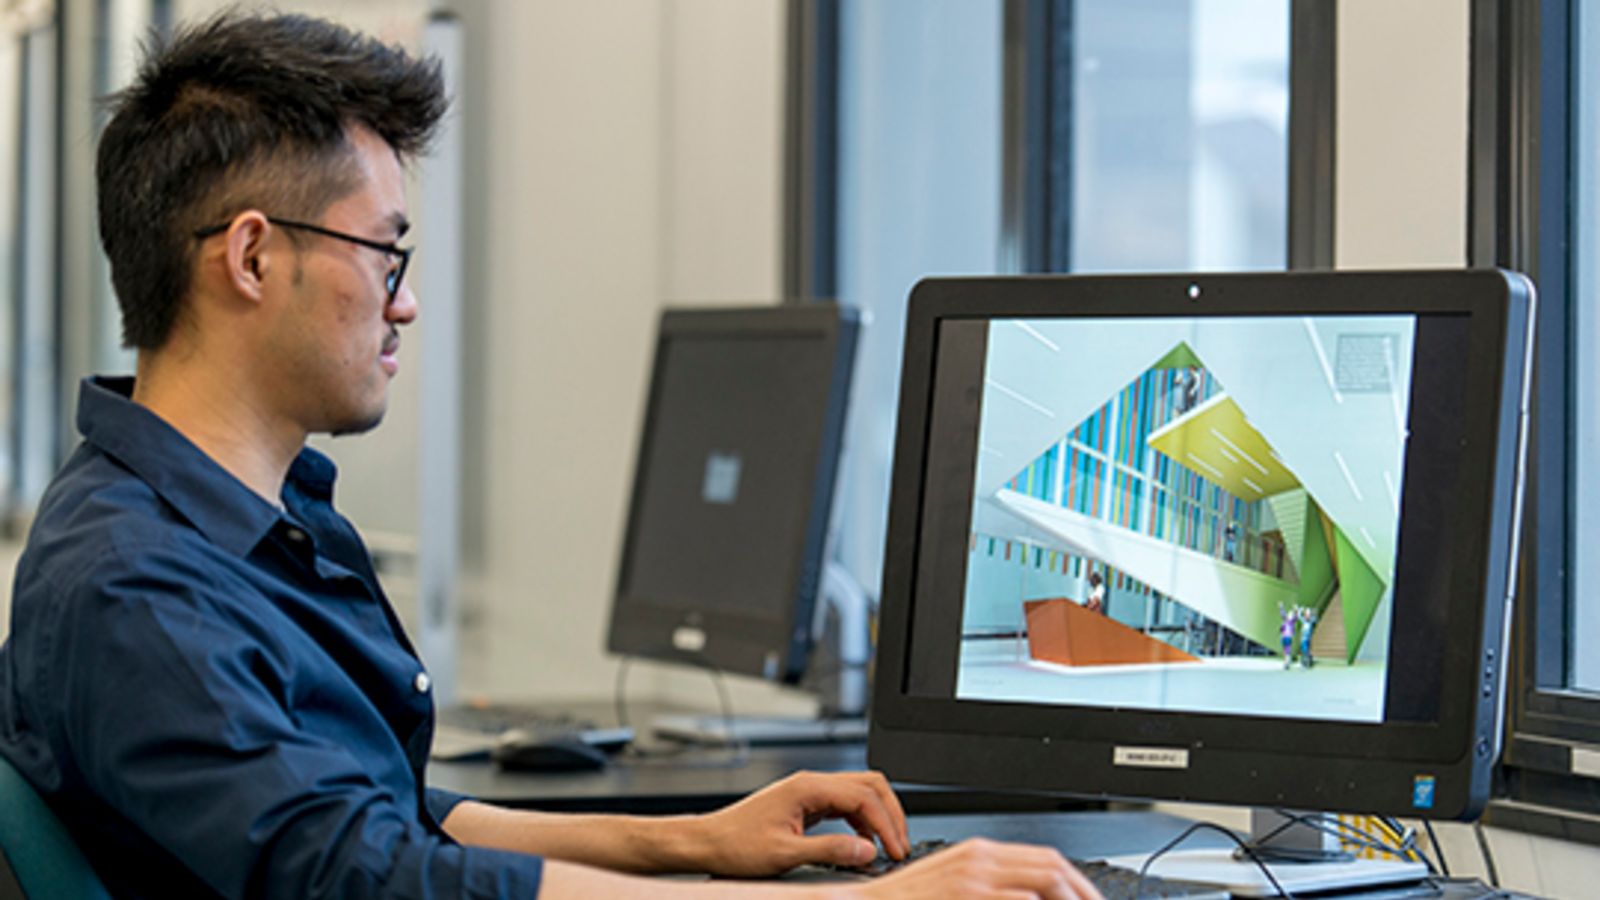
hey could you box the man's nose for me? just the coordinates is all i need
[388,281,418,324]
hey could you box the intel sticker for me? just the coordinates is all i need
[702,451,742,505]
[1412,775,1436,809]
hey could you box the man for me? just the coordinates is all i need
[0,12,1097,899]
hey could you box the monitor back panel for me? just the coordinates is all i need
[608,305,858,683]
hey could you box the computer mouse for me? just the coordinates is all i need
[490,730,610,772]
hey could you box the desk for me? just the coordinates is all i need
[429,741,1084,815]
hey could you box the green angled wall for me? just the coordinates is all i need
[1334,529,1386,664]
[1151,342,1204,370]
[1297,507,1335,610]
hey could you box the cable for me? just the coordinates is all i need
[613,656,633,732]
[1250,811,1420,866]
[1136,821,1296,900]
[1423,820,1451,877]
[707,665,750,763]
[798,660,870,686]
[611,656,750,770]
[1473,821,1500,888]
[1374,816,1430,868]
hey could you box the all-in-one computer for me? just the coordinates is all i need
[868,270,1534,895]
[607,303,866,744]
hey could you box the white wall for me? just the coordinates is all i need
[445,0,797,712]
[1334,0,1469,269]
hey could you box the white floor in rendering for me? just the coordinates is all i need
[956,638,1385,723]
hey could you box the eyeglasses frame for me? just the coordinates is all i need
[193,215,413,303]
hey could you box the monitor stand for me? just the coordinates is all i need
[1105,809,1429,898]
[651,562,872,746]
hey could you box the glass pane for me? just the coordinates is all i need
[1070,0,1289,272]
[0,31,20,513]
[832,1,1288,598]
[1568,3,1600,694]
[833,0,1005,593]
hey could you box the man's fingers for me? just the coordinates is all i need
[790,771,915,851]
[788,832,876,869]
[866,838,1104,900]
[810,777,906,859]
[852,770,910,854]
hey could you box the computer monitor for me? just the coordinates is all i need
[607,304,862,733]
[868,271,1533,890]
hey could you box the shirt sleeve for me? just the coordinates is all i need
[426,788,471,826]
[48,548,545,900]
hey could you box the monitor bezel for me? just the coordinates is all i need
[606,303,858,685]
[868,270,1532,819]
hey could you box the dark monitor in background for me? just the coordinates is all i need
[869,271,1533,896]
[607,304,864,743]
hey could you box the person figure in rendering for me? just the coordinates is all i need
[0,12,1101,899]
[1180,366,1202,413]
[1223,522,1239,563]
[1280,604,1298,669]
[1086,569,1106,614]
[1299,606,1319,669]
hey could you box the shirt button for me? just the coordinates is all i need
[285,527,307,543]
[413,671,431,694]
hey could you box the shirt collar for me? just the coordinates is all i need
[76,376,336,557]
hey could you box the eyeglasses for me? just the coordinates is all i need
[194,216,413,303]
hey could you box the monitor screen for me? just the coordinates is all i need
[956,313,1424,725]
[607,304,858,684]
[869,271,1533,819]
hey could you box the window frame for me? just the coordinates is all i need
[1470,0,1600,845]
[783,0,839,303]
[1000,0,1333,273]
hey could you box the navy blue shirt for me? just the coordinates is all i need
[0,377,544,898]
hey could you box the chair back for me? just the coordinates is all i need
[0,755,109,899]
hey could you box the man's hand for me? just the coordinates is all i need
[689,770,911,877]
[852,838,1103,900]
[537,839,1103,900]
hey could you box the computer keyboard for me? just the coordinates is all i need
[826,839,1229,899]
[430,705,634,762]
[1072,859,1230,900]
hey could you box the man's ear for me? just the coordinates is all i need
[223,211,274,303]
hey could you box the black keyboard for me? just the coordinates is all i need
[431,705,634,761]
[1073,859,1230,900]
[831,839,1229,899]
[437,705,590,734]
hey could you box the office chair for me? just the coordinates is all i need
[0,754,109,899]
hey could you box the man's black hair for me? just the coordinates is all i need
[97,12,448,349]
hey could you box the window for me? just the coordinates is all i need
[1,21,21,517]
[1568,3,1600,698]
[1471,0,1600,842]
[1063,0,1289,273]
[823,0,1300,602]
[2,2,59,526]
[829,0,1006,592]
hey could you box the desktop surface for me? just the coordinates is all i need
[428,738,1082,816]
